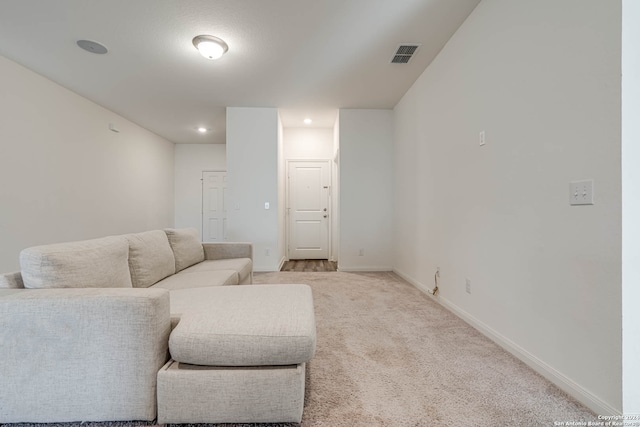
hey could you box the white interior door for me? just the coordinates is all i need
[288,160,330,259]
[202,171,227,242]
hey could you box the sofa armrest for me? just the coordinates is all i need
[202,242,253,261]
[0,288,171,423]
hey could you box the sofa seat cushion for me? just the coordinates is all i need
[164,228,205,272]
[168,284,316,366]
[152,270,238,292]
[20,236,132,289]
[179,258,252,284]
[126,230,176,288]
[0,289,27,298]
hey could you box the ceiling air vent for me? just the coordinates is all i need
[391,44,421,64]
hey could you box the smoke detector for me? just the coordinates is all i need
[77,39,108,54]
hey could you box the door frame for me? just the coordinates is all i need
[201,170,227,242]
[285,159,333,261]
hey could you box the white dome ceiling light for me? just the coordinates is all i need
[192,35,228,60]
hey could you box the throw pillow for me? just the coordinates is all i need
[164,228,205,272]
[126,230,176,288]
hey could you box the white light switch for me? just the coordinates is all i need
[479,130,486,146]
[264,202,270,210]
[570,180,594,205]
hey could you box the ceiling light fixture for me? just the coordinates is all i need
[304,118,312,125]
[192,35,228,60]
[197,127,208,133]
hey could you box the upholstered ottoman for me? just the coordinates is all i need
[157,284,316,424]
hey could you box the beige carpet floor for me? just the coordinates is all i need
[253,271,598,426]
[2,271,599,427]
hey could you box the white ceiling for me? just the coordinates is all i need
[0,0,480,144]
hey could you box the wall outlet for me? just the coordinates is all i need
[479,130,486,146]
[466,278,471,294]
[265,248,271,256]
[358,248,364,256]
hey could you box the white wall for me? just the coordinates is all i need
[339,109,393,271]
[393,0,622,414]
[0,55,174,272]
[226,107,280,271]
[622,0,640,415]
[283,128,334,160]
[174,144,226,238]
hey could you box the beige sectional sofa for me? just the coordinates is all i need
[0,228,316,424]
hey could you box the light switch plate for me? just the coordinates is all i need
[570,180,594,205]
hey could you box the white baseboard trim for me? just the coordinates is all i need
[393,268,621,417]
[393,269,438,296]
[255,257,288,273]
[338,265,393,272]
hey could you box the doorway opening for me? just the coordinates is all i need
[279,109,339,269]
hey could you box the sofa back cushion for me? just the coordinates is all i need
[164,228,205,272]
[20,236,132,289]
[0,272,25,289]
[126,230,176,288]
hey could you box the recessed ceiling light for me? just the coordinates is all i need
[192,35,228,60]
[197,127,208,133]
[76,39,108,54]
[304,118,312,125]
